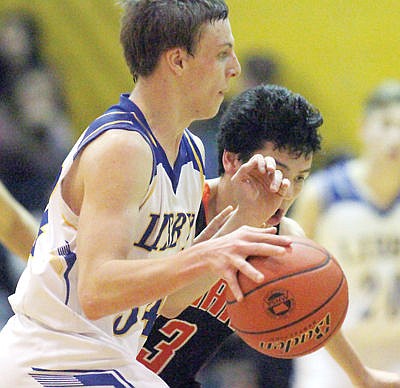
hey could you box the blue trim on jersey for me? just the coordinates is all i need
[316,161,400,216]
[73,95,157,184]
[31,208,49,256]
[74,94,204,194]
[56,242,77,305]
[30,368,135,387]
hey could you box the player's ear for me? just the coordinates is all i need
[164,47,187,75]
[222,151,241,174]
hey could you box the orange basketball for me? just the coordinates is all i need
[225,235,348,359]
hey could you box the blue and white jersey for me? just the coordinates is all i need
[311,160,400,333]
[293,160,400,388]
[6,94,205,375]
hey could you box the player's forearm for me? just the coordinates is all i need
[1,208,37,260]
[79,246,213,320]
[160,271,219,318]
[325,330,369,386]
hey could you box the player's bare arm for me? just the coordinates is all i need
[63,130,291,320]
[324,331,400,387]
[0,180,37,260]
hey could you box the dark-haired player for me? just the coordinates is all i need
[140,84,400,388]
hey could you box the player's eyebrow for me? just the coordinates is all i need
[218,42,233,49]
[276,160,311,174]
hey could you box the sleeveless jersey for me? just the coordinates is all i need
[293,160,400,387]
[139,184,293,387]
[1,94,204,386]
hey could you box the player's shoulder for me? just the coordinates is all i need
[279,217,305,237]
[81,129,152,166]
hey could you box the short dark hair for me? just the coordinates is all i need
[217,84,323,175]
[119,0,229,82]
[365,80,400,114]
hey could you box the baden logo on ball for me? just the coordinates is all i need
[226,235,348,359]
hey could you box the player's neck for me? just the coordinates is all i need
[129,80,190,163]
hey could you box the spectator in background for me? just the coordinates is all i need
[0,10,73,328]
[0,10,73,213]
[0,10,42,100]
[2,66,73,212]
[291,80,400,387]
[189,52,280,178]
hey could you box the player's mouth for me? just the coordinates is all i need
[267,208,284,226]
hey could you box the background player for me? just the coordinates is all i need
[140,84,400,388]
[0,2,293,386]
[291,80,400,387]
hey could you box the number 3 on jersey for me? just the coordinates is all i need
[137,319,197,373]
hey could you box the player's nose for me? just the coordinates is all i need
[228,51,241,78]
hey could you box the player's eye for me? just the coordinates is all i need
[218,51,230,60]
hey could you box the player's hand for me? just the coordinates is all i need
[196,224,292,301]
[194,205,233,244]
[231,154,290,225]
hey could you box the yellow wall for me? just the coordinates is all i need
[1,0,399,158]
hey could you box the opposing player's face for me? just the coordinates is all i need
[363,103,400,164]
[253,142,313,226]
[183,19,241,120]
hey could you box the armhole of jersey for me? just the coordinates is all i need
[195,182,210,236]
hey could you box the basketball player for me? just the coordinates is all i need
[140,84,400,388]
[291,80,400,387]
[0,1,293,387]
[0,179,37,260]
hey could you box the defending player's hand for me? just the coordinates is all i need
[196,224,292,302]
[231,154,290,226]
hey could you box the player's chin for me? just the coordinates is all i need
[202,101,223,120]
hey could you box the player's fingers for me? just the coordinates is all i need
[277,178,291,197]
[269,169,283,192]
[194,205,233,243]
[225,257,266,301]
[264,156,277,174]
[238,225,292,246]
[236,257,265,283]
[208,205,233,229]
[245,241,290,257]
[224,275,244,302]
[234,154,265,179]
[255,154,267,174]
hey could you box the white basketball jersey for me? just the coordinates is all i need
[1,94,204,386]
[293,160,400,388]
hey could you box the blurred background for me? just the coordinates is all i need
[1,0,399,172]
[0,2,399,386]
